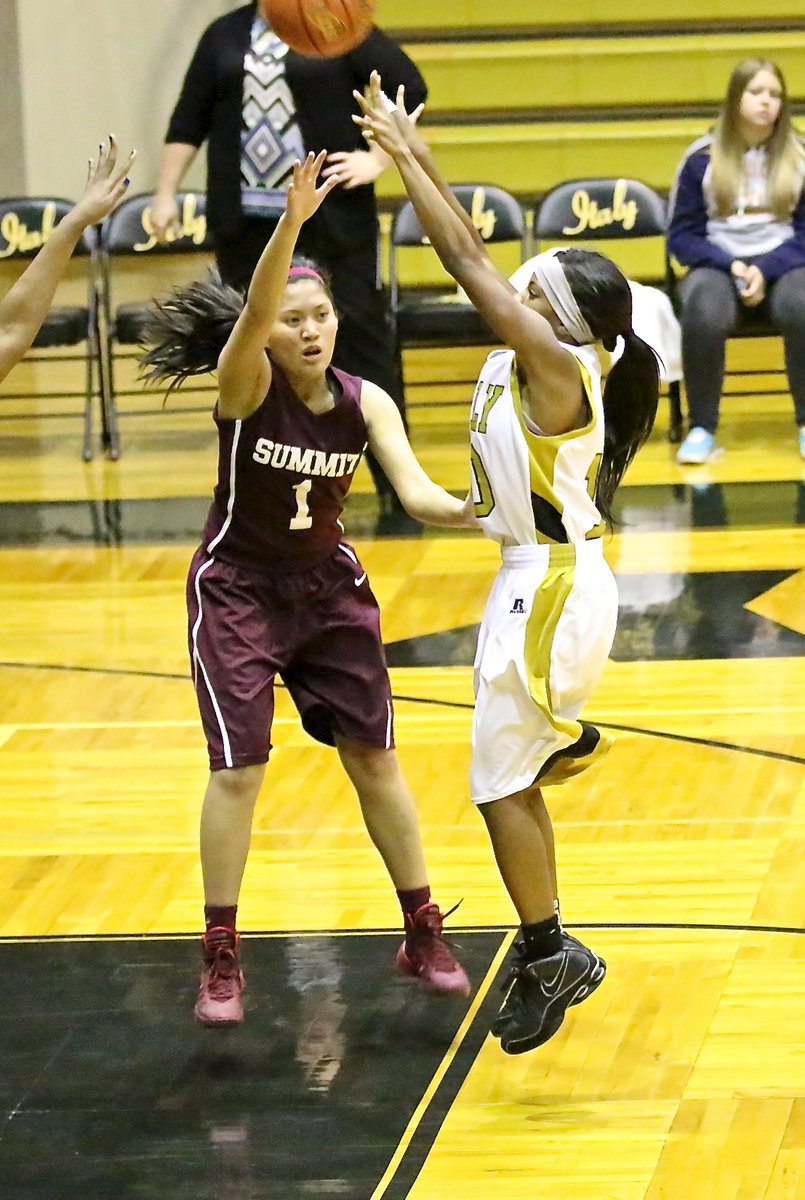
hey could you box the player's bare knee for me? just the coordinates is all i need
[209,763,265,807]
[337,739,397,783]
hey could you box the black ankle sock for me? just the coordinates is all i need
[204,904,237,933]
[521,915,562,959]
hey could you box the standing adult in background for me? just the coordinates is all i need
[668,58,805,463]
[150,1,427,515]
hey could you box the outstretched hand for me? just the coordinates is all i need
[352,71,426,161]
[285,150,340,224]
[72,136,136,227]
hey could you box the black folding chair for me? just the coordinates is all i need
[388,183,529,376]
[0,197,100,460]
[534,177,683,442]
[98,191,214,458]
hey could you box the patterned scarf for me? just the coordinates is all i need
[241,17,305,217]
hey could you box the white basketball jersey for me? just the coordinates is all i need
[468,345,606,545]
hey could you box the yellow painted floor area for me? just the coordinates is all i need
[0,340,803,1198]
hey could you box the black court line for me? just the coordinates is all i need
[389,696,805,767]
[3,920,803,944]
[1,658,803,767]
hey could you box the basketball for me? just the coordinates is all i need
[264,0,376,58]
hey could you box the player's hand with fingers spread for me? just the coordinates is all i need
[71,135,136,229]
[390,82,427,157]
[352,71,421,161]
[285,150,341,226]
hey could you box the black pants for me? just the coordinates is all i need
[215,218,406,504]
[678,264,805,431]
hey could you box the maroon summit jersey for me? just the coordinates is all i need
[200,364,368,570]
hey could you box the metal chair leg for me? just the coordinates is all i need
[668,379,684,444]
[99,326,120,461]
[81,343,94,462]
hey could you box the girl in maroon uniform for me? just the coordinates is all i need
[142,152,472,1024]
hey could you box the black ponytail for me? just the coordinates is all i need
[596,330,660,524]
[557,248,660,526]
[139,269,244,396]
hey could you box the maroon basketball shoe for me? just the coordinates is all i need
[195,927,244,1026]
[396,903,470,996]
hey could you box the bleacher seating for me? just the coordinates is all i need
[376,0,803,418]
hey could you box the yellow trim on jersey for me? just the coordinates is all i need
[523,543,583,741]
[510,355,601,545]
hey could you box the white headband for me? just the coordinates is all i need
[527,248,595,345]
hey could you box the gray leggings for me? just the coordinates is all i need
[678,265,805,430]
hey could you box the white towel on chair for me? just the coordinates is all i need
[623,280,682,383]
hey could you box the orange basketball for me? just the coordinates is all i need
[264,0,376,58]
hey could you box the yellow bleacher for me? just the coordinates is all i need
[376,1,800,395]
[380,0,805,34]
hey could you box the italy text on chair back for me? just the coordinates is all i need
[98,192,214,459]
[0,197,100,461]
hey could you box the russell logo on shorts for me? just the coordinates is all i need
[510,598,525,614]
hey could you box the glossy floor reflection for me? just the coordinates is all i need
[0,932,502,1200]
[0,480,802,546]
[385,567,805,667]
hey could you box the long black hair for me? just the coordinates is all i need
[139,256,333,396]
[558,247,660,526]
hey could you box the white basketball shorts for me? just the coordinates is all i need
[470,540,618,805]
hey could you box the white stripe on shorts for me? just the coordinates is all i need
[385,700,393,749]
[190,555,234,769]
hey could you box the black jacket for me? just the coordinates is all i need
[165,2,426,250]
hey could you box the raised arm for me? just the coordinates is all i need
[323,28,427,190]
[216,151,340,419]
[0,137,135,384]
[355,74,581,432]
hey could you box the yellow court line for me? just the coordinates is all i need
[371,930,516,1200]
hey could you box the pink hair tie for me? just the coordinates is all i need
[287,266,323,283]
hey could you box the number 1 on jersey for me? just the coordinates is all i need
[290,479,313,530]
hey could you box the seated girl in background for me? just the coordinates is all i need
[668,58,805,463]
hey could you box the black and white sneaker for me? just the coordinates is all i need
[560,931,606,1004]
[492,932,605,1038]
[491,937,606,1054]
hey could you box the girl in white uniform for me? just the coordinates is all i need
[357,76,660,1054]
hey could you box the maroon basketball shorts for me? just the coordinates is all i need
[186,544,395,771]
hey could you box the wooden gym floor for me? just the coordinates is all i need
[0,341,802,1198]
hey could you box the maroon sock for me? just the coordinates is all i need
[204,904,238,933]
[396,887,431,919]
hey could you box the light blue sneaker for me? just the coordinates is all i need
[799,426,805,460]
[677,426,718,464]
